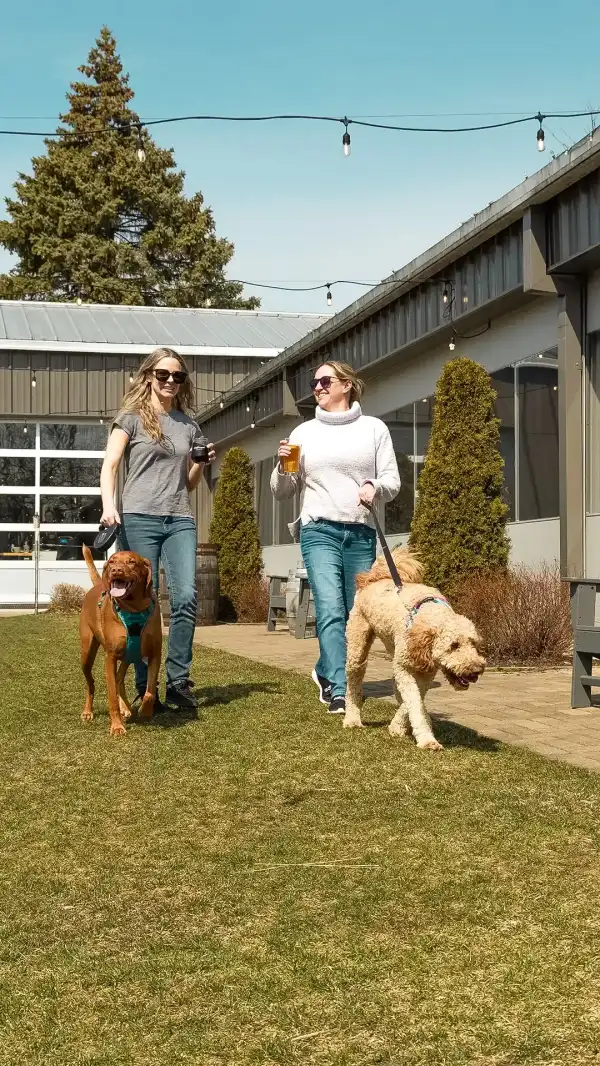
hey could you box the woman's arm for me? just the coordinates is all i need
[366,424,401,501]
[100,428,129,525]
[270,439,301,499]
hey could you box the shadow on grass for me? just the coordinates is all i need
[360,678,499,752]
[137,682,282,730]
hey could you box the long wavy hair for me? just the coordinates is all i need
[119,348,195,442]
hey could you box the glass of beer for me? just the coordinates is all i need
[282,443,301,474]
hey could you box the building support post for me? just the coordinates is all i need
[557,278,585,580]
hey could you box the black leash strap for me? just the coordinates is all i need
[362,501,403,589]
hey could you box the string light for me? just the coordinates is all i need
[136,124,146,163]
[76,297,82,306]
[23,422,28,435]
[31,373,36,388]
[442,287,449,304]
[536,113,545,152]
[342,118,351,157]
[326,285,333,307]
[449,335,456,351]
[129,371,134,383]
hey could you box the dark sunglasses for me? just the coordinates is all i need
[152,369,188,385]
[310,375,341,391]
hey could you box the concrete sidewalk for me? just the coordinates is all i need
[193,624,600,773]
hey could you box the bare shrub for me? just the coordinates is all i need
[48,583,87,613]
[230,575,270,624]
[450,564,571,667]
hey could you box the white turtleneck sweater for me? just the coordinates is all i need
[270,401,401,528]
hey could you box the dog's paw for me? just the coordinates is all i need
[81,711,94,724]
[388,722,409,739]
[343,714,363,729]
[417,738,444,751]
[109,721,127,737]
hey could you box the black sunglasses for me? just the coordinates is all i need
[309,375,341,391]
[152,369,188,385]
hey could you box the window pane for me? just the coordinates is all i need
[0,495,35,522]
[384,403,415,535]
[0,457,36,486]
[518,365,559,520]
[0,531,34,559]
[40,530,107,562]
[40,424,107,451]
[40,495,102,524]
[0,423,34,449]
[40,458,102,487]
[491,367,516,522]
[416,396,435,456]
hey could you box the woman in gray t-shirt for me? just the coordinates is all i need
[100,347,213,713]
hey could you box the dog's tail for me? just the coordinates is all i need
[356,546,424,589]
[82,544,102,585]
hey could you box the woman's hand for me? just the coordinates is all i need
[278,440,292,471]
[358,482,376,507]
[100,506,121,527]
[207,443,216,463]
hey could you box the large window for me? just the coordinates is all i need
[255,457,299,546]
[383,350,558,533]
[0,421,108,563]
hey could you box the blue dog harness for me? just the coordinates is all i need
[99,592,154,664]
[405,596,450,630]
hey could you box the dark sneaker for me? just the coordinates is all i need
[165,679,199,712]
[328,696,346,715]
[311,668,332,705]
[134,690,169,715]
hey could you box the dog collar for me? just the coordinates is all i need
[405,596,450,630]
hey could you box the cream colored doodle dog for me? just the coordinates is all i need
[343,548,486,749]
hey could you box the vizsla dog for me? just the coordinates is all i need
[343,547,486,750]
[80,545,162,736]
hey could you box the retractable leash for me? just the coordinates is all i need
[362,501,403,590]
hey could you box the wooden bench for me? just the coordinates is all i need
[267,574,315,639]
[571,579,600,707]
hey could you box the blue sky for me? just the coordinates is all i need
[1,0,600,312]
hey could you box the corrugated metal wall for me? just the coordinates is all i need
[0,352,254,419]
[547,168,600,268]
[202,221,523,444]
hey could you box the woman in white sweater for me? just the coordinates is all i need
[271,360,400,714]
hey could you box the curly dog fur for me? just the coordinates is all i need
[343,547,485,750]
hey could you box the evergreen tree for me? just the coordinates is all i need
[409,357,509,590]
[209,447,262,614]
[0,27,258,308]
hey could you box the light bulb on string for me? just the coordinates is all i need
[136,125,146,163]
[326,285,333,307]
[536,114,545,152]
[342,117,351,157]
[76,297,82,306]
[31,373,36,388]
[442,287,449,305]
[23,422,28,435]
[129,371,134,383]
[99,413,104,425]
[219,399,224,409]
[449,335,456,352]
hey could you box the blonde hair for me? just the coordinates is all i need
[314,360,365,405]
[119,348,195,442]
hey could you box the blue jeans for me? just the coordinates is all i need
[118,514,197,692]
[300,520,376,699]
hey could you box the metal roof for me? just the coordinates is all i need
[0,301,330,356]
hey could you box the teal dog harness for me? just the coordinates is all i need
[99,592,154,663]
[405,596,449,630]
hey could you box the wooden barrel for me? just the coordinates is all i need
[159,544,220,626]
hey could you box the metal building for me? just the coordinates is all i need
[197,129,600,597]
[0,303,329,604]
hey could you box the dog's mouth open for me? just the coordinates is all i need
[443,669,481,691]
[109,578,132,599]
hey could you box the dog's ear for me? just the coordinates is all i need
[101,558,113,592]
[406,622,436,674]
[142,557,153,594]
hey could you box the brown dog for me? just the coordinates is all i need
[80,545,162,736]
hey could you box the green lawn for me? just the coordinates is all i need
[1,614,600,1065]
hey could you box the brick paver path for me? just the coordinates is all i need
[193,624,600,773]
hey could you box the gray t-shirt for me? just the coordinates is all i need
[113,409,205,517]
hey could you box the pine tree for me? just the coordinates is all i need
[209,447,262,615]
[409,357,509,591]
[0,27,258,308]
